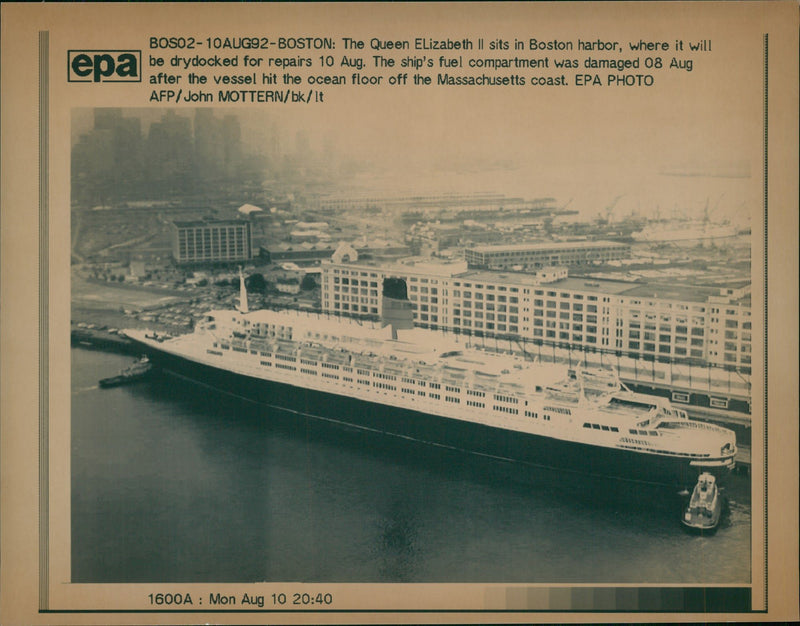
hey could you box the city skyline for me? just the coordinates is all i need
[71,96,759,224]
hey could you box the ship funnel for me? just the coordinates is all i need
[381,277,414,340]
[238,266,249,314]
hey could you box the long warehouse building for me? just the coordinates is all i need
[320,258,752,373]
[465,240,631,270]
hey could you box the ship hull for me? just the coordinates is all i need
[133,340,716,488]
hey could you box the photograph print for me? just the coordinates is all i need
[70,98,755,585]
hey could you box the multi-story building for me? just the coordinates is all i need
[465,240,631,270]
[171,219,252,264]
[321,258,468,320]
[320,258,752,371]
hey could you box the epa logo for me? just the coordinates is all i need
[68,50,141,83]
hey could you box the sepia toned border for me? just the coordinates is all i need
[2,2,798,623]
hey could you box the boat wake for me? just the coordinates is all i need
[73,384,99,393]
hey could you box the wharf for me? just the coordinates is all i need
[71,328,135,353]
[736,445,751,470]
[683,405,751,429]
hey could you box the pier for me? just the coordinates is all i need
[735,445,751,472]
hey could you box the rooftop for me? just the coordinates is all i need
[173,219,248,228]
[327,258,751,305]
[620,282,723,303]
[468,240,628,253]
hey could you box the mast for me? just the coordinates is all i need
[238,266,249,314]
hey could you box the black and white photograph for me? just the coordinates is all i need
[1,2,798,623]
[69,105,754,587]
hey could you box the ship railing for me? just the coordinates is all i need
[323,353,350,365]
[658,419,723,432]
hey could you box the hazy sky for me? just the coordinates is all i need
[71,3,765,223]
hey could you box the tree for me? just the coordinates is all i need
[300,274,317,290]
[245,273,267,293]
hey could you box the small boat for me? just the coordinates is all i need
[682,472,722,531]
[99,357,152,388]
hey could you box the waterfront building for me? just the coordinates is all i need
[320,258,751,371]
[171,219,252,264]
[465,240,631,270]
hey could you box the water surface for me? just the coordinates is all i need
[72,348,751,583]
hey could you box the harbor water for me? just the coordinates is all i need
[72,348,751,584]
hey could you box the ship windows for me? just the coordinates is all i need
[493,394,518,404]
[585,423,619,432]
[493,405,519,415]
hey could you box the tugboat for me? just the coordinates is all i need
[99,356,152,388]
[682,472,723,532]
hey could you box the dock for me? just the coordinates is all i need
[71,328,136,354]
[735,445,751,473]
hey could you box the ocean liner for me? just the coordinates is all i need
[124,273,737,487]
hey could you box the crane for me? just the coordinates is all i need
[704,193,725,224]
[602,194,624,225]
